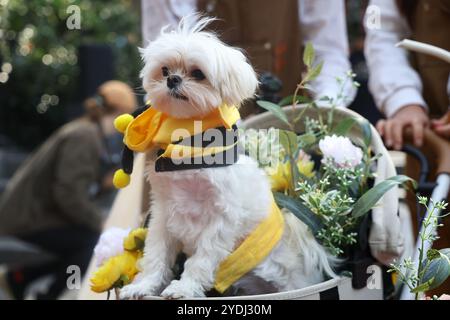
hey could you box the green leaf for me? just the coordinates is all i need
[298,133,316,147]
[274,192,324,235]
[411,279,433,294]
[278,95,311,107]
[421,249,450,291]
[279,130,298,157]
[427,249,441,261]
[352,175,416,218]
[333,118,357,136]
[303,42,315,68]
[358,118,372,147]
[256,100,290,126]
[332,117,371,148]
[303,61,324,83]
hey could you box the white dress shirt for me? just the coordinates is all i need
[141,0,355,106]
[364,0,450,118]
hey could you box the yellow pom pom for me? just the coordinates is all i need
[113,169,130,189]
[114,114,134,133]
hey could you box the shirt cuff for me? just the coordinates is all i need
[383,87,428,118]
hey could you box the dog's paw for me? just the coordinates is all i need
[161,280,205,299]
[119,281,159,300]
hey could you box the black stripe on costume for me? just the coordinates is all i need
[154,143,240,172]
[172,124,239,148]
[154,124,240,172]
[119,104,151,176]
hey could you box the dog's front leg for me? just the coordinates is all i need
[161,230,232,299]
[120,203,178,299]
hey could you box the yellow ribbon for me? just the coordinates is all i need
[124,104,240,154]
[214,195,285,293]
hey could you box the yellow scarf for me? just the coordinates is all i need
[214,195,284,293]
[124,104,240,159]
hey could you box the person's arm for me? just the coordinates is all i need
[300,0,356,106]
[52,131,104,232]
[364,0,429,149]
[364,0,427,117]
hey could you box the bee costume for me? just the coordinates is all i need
[112,103,284,294]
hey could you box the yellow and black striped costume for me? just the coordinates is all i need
[112,103,241,188]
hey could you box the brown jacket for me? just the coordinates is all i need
[198,0,304,97]
[410,0,450,117]
[0,119,104,236]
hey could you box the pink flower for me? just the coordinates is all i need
[319,135,363,168]
[93,227,130,266]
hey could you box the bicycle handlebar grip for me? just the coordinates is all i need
[403,127,450,175]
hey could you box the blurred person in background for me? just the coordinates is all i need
[365,0,449,148]
[364,0,450,295]
[142,0,357,117]
[0,80,137,299]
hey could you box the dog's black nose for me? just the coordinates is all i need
[167,75,182,89]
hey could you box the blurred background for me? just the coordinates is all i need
[0,0,391,299]
[0,0,143,192]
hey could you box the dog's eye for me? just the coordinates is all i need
[191,69,205,81]
[162,66,169,77]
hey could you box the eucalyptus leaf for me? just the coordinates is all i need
[298,133,316,147]
[279,130,298,157]
[303,42,315,68]
[274,192,324,235]
[303,61,324,83]
[352,175,416,218]
[333,117,371,148]
[427,249,441,261]
[358,118,372,147]
[333,118,357,136]
[257,100,290,126]
[421,248,450,291]
[278,95,311,107]
[411,279,433,294]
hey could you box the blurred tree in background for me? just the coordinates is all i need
[0,0,141,149]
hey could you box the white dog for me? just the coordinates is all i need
[119,16,336,299]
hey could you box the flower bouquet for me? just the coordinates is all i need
[241,44,414,278]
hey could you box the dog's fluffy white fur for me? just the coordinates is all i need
[120,15,336,299]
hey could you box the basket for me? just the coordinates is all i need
[139,277,382,300]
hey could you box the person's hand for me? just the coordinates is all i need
[431,111,450,139]
[376,105,429,150]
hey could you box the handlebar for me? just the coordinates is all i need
[395,128,450,193]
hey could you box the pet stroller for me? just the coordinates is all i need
[138,104,407,300]
[395,39,450,300]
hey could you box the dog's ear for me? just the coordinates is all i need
[216,46,259,107]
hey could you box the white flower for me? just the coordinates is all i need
[319,135,363,168]
[93,227,130,266]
